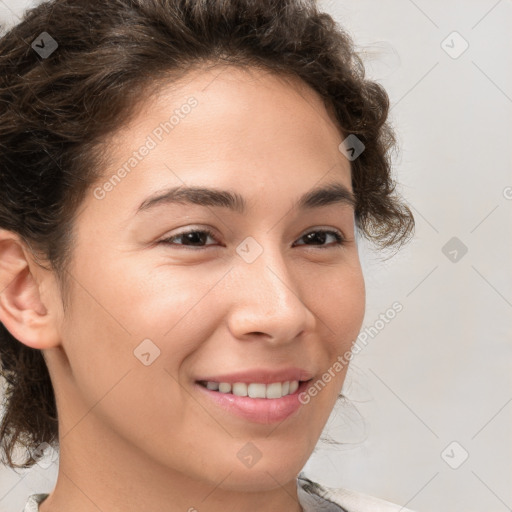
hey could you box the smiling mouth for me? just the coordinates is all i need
[196,379,310,399]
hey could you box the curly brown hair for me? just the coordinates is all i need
[0,0,414,470]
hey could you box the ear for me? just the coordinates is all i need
[0,229,61,349]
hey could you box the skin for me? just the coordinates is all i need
[0,65,365,512]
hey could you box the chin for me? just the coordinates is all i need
[215,463,303,492]
[220,442,311,491]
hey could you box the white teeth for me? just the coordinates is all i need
[201,380,300,399]
[266,382,282,399]
[218,382,231,393]
[232,382,247,397]
[248,383,266,398]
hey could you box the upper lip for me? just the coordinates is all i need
[196,367,314,384]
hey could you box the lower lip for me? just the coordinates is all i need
[195,381,311,424]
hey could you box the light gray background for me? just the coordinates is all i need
[1,1,511,511]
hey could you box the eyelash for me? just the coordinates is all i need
[159,228,346,250]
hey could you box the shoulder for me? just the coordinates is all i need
[297,473,417,512]
[23,493,49,512]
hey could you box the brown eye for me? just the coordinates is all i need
[294,229,345,248]
[159,228,345,251]
[160,228,218,249]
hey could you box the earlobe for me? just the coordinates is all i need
[0,229,61,350]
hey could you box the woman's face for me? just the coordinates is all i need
[46,65,365,492]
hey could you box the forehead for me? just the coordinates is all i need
[87,64,351,221]
[109,64,343,155]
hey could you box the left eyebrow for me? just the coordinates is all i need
[135,181,356,216]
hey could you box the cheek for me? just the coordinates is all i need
[74,250,221,339]
[311,262,365,399]
[343,266,366,338]
[314,261,366,349]
[57,267,215,456]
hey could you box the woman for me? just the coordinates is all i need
[0,0,415,510]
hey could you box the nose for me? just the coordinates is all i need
[226,243,315,345]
